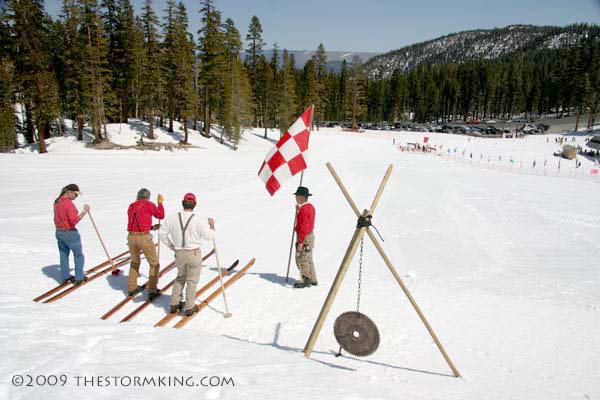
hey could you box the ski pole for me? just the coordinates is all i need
[88,210,115,268]
[212,239,232,318]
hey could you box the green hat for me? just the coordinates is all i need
[293,186,312,197]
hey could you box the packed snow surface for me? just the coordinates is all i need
[1,123,599,399]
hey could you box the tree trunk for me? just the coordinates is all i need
[77,116,84,141]
[183,119,188,144]
[169,102,174,133]
[148,111,155,139]
[203,90,210,137]
[37,121,48,154]
[24,102,35,144]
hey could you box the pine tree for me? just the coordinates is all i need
[131,15,145,119]
[197,0,224,137]
[61,0,88,140]
[256,54,274,137]
[162,0,177,132]
[80,0,112,142]
[312,43,328,129]
[301,58,318,124]
[0,61,15,152]
[245,15,265,126]
[278,49,297,135]
[221,18,252,149]
[10,0,61,153]
[171,1,195,143]
[344,55,366,130]
[0,4,16,151]
[140,0,161,139]
[267,42,281,132]
[0,6,16,152]
[111,0,137,122]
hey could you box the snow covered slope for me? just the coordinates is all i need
[1,126,599,399]
[365,24,598,79]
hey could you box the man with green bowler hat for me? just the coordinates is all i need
[293,186,317,288]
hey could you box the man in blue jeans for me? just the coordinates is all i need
[53,184,90,284]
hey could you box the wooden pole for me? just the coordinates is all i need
[88,211,115,268]
[212,239,232,318]
[303,163,391,358]
[285,171,304,283]
[363,227,461,378]
[285,105,314,283]
[303,211,369,357]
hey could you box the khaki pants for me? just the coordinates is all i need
[170,249,203,310]
[127,233,159,293]
[295,232,317,282]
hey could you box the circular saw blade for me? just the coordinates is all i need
[334,311,380,357]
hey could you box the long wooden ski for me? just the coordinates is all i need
[153,258,239,328]
[173,258,256,329]
[33,249,130,303]
[120,248,217,323]
[100,260,177,320]
[42,243,159,303]
[43,256,131,303]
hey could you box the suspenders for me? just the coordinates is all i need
[177,212,195,248]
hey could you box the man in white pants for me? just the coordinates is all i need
[159,193,215,316]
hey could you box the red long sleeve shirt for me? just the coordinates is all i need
[127,200,165,232]
[54,197,81,230]
[294,202,315,244]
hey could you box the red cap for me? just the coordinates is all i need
[183,193,196,202]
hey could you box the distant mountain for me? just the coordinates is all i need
[241,50,380,72]
[364,24,599,79]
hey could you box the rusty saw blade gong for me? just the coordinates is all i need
[334,311,380,357]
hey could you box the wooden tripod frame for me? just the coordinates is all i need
[303,162,461,378]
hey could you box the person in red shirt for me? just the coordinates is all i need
[293,186,317,288]
[126,188,165,298]
[53,184,90,284]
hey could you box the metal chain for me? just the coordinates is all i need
[356,238,364,312]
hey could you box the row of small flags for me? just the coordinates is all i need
[413,142,600,176]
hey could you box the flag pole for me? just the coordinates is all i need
[285,105,314,284]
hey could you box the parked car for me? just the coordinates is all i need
[537,123,550,132]
[484,119,497,124]
[484,126,501,135]
[466,118,481,125]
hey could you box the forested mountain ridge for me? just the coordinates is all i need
[365,24,600,78]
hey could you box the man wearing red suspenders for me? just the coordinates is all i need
[159,193,215,316]
[126,188,164,298]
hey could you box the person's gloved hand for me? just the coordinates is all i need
[157,194,164,204]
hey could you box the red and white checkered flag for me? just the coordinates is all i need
[258,106,313,196]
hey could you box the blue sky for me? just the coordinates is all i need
[44,0,600,52]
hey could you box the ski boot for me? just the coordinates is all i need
[148,289,162,300]
[128,285,144,296]
[169,302,185,314]
[185,305,199,316]
[294,276,312,289]
[73,277,88,286]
